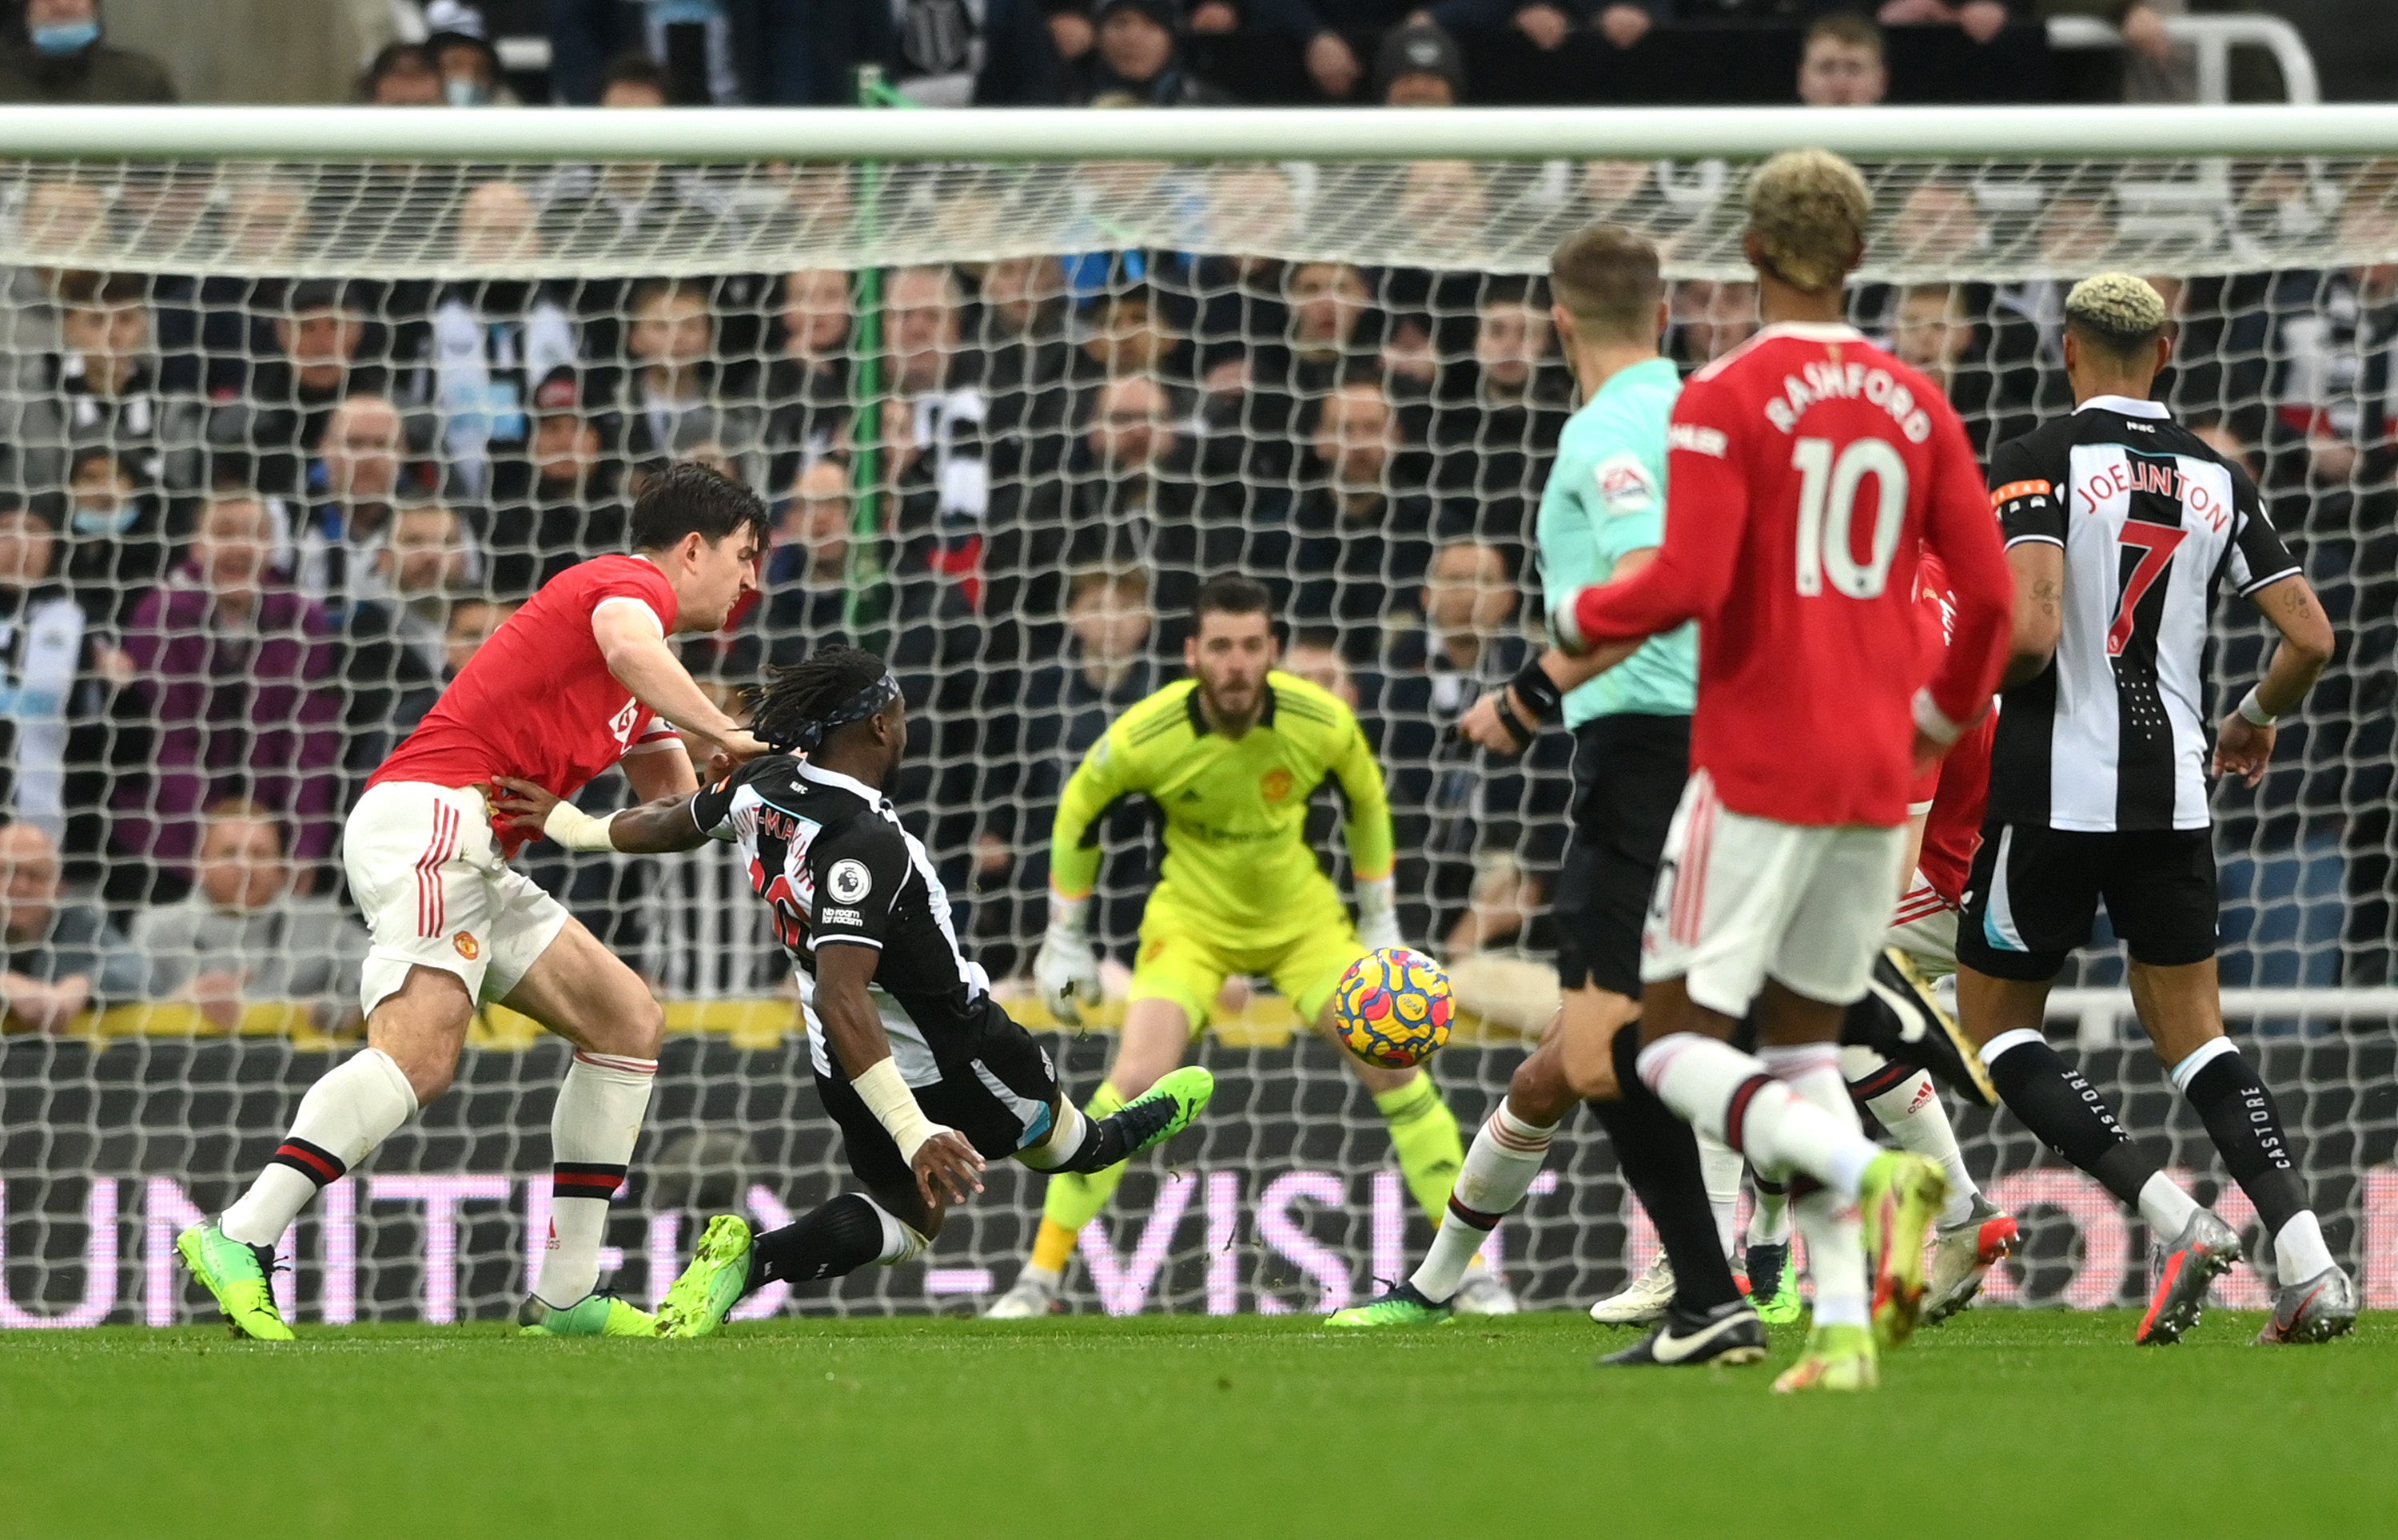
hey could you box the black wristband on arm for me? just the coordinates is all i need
[1488,693,1538,755]
[1509,657,1566,722]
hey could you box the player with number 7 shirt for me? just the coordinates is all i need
[1553,149,2013,1391]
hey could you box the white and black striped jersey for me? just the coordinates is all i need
[1986,395,2300,833]
[691,755,992,1087]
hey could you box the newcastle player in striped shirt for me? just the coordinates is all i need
[1956,274,2352,1346]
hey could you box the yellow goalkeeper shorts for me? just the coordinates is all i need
[1129,884,1367,1037]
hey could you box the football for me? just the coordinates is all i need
[1331,947,1456,1068]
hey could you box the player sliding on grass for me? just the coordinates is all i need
[1553,149,2014,1391]
[180,463,768,1341]
[493,647,1213,1334]
[986,574,1489,1319]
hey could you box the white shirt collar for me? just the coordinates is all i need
[2077,393,2170,420]
[1757,320,1864,344]
[795,759,887,806]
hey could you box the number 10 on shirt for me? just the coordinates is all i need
[1791,436,1909,599]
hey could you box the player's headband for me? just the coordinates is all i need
[784,673,902,752]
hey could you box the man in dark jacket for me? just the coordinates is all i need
[0,0,174,105]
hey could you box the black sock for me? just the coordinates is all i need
[2182,1049,2308,1236]
[747,1193,888,1291]
[1986,1036,2157,1208]
[1587,1024,1742,1313]
[1054,1103,1151,1175]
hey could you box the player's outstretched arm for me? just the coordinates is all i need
[1038,730,1137,1021]
[591,599,768,762]
[488,776,713,855]
[816,941,986,1207]
[2214,573,2335,787]
[1328,715,1403,950]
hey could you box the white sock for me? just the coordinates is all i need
[1690,1038,1876,1201]
[1411,1104,1556,1302]
[2273,1212,2335,1286]
[1017,1103,1090,1172]
[865,1196,930,1266]
[2137,1171,2201,1240]
[1771,1049,1870,1329]
[1018,1262,1063,1291]
[533,1050,657,1309]
[1698,1132,1743,1258]
[1840,1045,1978,1228]
[222,1048,418,1248]
[1750,1176,1792,1247]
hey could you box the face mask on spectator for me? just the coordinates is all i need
[31,20,100,54]
[444,76,491,107]
[72,503,137,536]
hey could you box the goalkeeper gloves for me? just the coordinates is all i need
[1354,876,1404,953]
[1035,892,1104,1026]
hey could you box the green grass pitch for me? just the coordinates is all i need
[6,1311,2392,1538]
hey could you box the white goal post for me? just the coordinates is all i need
[0,104,2392,1328]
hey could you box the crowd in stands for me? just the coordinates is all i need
[0,6,2378,1029]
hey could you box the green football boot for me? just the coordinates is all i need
[1771,1323,1878,1393]
[657,1214,755,1339]
[1106,1065,1215,1156]
[1745,1240,1804,1325]
[1326,1281,1455,1328]
[517,1292,658,1337]
[176,1220,295,1341]
[1858,1151,1948,1351]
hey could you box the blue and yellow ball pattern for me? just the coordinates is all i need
[1330,948,1455,1069]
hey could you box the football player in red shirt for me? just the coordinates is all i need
[1556,150,2011,1390]
[180,463,767,1341]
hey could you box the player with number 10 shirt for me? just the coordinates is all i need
[1556,149,2011,1391]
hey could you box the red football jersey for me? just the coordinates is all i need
[1570,322,2011,828]
[1905,549,1993,905]
[372,555,684,852]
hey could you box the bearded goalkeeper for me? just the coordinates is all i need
[984,575,1485,1317]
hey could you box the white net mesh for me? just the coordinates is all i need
[1,145,2395,1326]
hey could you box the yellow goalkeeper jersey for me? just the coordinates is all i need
[1050,671,1395,941]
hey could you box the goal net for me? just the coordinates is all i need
[2,113,2395,1327]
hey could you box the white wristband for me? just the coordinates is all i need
[1046,889,1090,942]
[851,1055,944,1164]
[1911,687,1964,747]
[1355,875,1396,921]
[2237,686,2280,727]
[541,802,620,852]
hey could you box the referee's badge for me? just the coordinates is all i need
[1592,454,1656,515]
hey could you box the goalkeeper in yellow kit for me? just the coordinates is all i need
[984,575,1503,1316]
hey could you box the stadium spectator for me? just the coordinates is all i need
[536,54,737,275]
[60,446,177,632]
[1428,275,1572,557]
[1667,277,1759,369]
[881,265,994,603]
[0,0,175,105]
[1374,20,1464,105]
[978,253,1076,440]
[1886,281,1999,453]
[422,0,519,107]
[1376,537,1563,953]
[1267,376,1436,662]
[2034,0,2190,101]
[129,798,372,1033]
[337,501,470,782]
[1067,0,1228,105]
[213,281,380,498]
[1988,181,2121,429]
[440,594,510,681]
[1876,0,2013,45]
[485,366,628,599]
[5,269,204,504]
[1040,372,1230,630]
[401,180,576,499]
[293,393,433,616]
[0,818,140,1030]
[1590,2,1660,48]
[1797,11,1887,107]
[0,499,120,873]
[981,563,1162,965]
[360,41,444,105]
[112,493,341,904]
[740,456,857,671]
[2270,185,2398,493]
[1213,258,1381,489]
[615,279,762,478]
[764,268,854,486]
